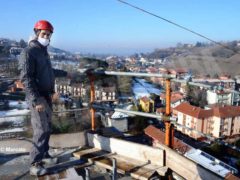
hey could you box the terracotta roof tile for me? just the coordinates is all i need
[168,68,188,74]
[212,105,240,118]
[144,125,191,153]
[147,67,158,73]
[174,102,212,119]
[174,102,240,119]
[140,96,151,103]
[160,92,184,103]
[144,125,165,144]
[156,107,173,114]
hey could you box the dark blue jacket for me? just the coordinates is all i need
[19,40,67,105]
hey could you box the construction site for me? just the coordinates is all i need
[1,1,240,179]
[0,70,239,180]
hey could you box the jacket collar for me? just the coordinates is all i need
[29,39,47,50]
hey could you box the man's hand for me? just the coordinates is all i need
[35,104,45,112]
[51,92,59,103]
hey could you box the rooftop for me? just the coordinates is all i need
[140,96,152,103]
[174,102,240,119]
[185,149,237,177]
[144,125,192,154]
[160,92,184,103]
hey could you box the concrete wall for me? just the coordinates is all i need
[87,133,164,166]
[87,133,222,180]
[49,132,87,148]
[212,116,221,138]
[107,118,128,132]
[155,143,222,180]
[207,91,218,105]
[0,132,87,154]
[177,112,183,132]
[233,116,240,135]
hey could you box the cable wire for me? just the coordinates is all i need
[117,0,239,54]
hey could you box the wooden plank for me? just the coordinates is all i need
[130,165,168,180]
[91,154,166,179]
[87,133,164,166]
[93,155,135,174]
[73,147,109,160]
[72,145,167,179]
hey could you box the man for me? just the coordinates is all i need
[19,20,69,176]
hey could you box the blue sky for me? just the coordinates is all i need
[0,0,240,55]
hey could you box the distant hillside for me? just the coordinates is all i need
[48,46,72,55]
[0,37,72,57]
[145,41,240,77]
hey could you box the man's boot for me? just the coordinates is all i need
[42,152,58,165]
[30,162,47,176]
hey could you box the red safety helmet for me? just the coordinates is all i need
[34,20,54,33]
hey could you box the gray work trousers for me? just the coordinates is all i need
[29,96,52,164]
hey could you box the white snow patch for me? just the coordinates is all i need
[111,111,129,119]
[0,109,30,124]
[0,127,25,134]
[132,78,161,99]
[8,100,28,109]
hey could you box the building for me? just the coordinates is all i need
[55,78,116,101]
[9,47,23,56]
[160,91,185,108]
[106,111,128,132]
[173,102,240,139]
[192,78,235,90]
[207,89,232,105]
[95,86,116,101]
[139,96,154,113]
[173,103,212,139]
[168,68,189,79]
[144,125,192,154]
[231,90,240,106]
[55,79,86,97]
[147,67,162,85]
[8,80,24,93]
[207,88,240,106]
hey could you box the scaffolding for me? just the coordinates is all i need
[1,70,240,152]
[86,70,240,152]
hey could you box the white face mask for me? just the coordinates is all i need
[38,37,50,46]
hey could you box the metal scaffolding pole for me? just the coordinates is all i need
[112,158,117,180]
[91,103,240,152]
[89,75,96,131]
[165,78,172,148]
[92,104,212,140]
[3,70,239,152]
[0,108,89,118]
[95,70,176,78]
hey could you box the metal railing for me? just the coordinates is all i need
[88,70,240,153]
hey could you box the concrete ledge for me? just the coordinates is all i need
[50,131,87,148]
[0,139,32,154]
[87,133,164,166]
[0,132,87,154]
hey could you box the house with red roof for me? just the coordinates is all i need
[173,102,240,139]
[144,125,192,154]
[160,92,185,108]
